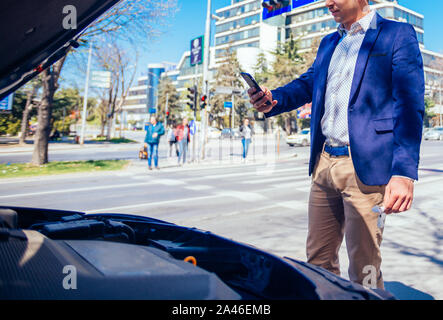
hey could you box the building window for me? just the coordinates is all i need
[215,41,259,58]
[215,27,260,45]
[218,0,260,19]
[216,13,260,33]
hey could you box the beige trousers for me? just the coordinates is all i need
[307,147,385,289]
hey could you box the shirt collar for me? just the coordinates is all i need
[338,9,376,37]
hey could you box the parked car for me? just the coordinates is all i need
[207,127,221,139]
[220,128,240,139]
[286,129,311,146]
[424,127,443,141]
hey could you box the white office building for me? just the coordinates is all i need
[213,0,442,89]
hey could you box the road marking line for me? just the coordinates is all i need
[271,180,311,189]
[85,194,221,214]
[216,191,268,202]
[186,166,307,182]
[243,175,307,185]
[0,182,154,199]
[276,200,306,210]
[185,185,214,191]
[153,179,185,186]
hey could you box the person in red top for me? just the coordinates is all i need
[175,118,190,165]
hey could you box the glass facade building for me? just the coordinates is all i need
[147,64,165,111]
[213,0,441,93]
[214,0,262,59]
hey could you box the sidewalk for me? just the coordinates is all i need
[0,140,138,154]
[129,134,306,172]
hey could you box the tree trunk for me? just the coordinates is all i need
[106,114,113,140]
[285,117,291,135]
[31,56,67,165]
[31,70,54,165]
[100,117,106,137]
[19,87,37,145]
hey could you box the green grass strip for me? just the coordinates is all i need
[0,160,130,178]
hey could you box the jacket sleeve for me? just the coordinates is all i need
[391,23,424,180]
[144,127,149,143]
[158,124,165,136]
[265,59,316,118]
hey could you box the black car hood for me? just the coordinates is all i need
[0,0,120,100]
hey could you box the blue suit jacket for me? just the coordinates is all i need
[267,13,424,186]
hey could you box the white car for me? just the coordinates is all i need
[286,129,310,147]
[424,127,443,141]
[207,127,221,139]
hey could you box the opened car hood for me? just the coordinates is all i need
[0,0,120,100]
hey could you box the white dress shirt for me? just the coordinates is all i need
[321,9,376,146]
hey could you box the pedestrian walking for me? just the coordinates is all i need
[176,118,190,165]
[248,0,424,289]
[239,118,254,161]
[167,123,179,158]
[144,116,165,170]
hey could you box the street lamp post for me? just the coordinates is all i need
[80,41,93,145]
[200,0,212,160]
[147,71,161,119]
[439,78,442,127]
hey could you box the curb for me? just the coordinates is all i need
[0,142,140,154]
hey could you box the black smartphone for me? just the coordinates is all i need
[240,72,272,106]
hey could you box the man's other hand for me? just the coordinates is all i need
[383,177,414,214]
[247,87,278,114]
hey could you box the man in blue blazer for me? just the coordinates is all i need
[249,0,424,289]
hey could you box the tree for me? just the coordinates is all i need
[0,91,28,136]
[211,47,247,128]
[51,88,96,136]
[157,76,180,124]
[32,0,178,164]
[256,35,320,134]
[253,52,270,84]
[19,78,42,145]
[32,57,67,165]
[424,97,436,127]
[94,41,138,140]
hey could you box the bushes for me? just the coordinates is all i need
[0,115,21,136]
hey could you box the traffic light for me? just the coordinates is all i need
[200,95,207,109]
[187,86,198,111]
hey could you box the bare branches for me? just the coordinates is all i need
[82,0,178,46]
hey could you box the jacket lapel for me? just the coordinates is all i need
[348,13,384,106]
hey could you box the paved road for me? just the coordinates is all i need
[0,141,441,299]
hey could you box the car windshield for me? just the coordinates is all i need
[0,0,442,302]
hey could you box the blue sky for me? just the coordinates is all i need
[141,0,443,71]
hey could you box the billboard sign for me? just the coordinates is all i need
[262,0,292,20]
[263,0,322,20]
[292,0,322,10]
[190,36,203,66]
[0,93,14,113]
[91,70,111,89]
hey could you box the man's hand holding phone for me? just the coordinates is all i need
[247,87,278,114]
